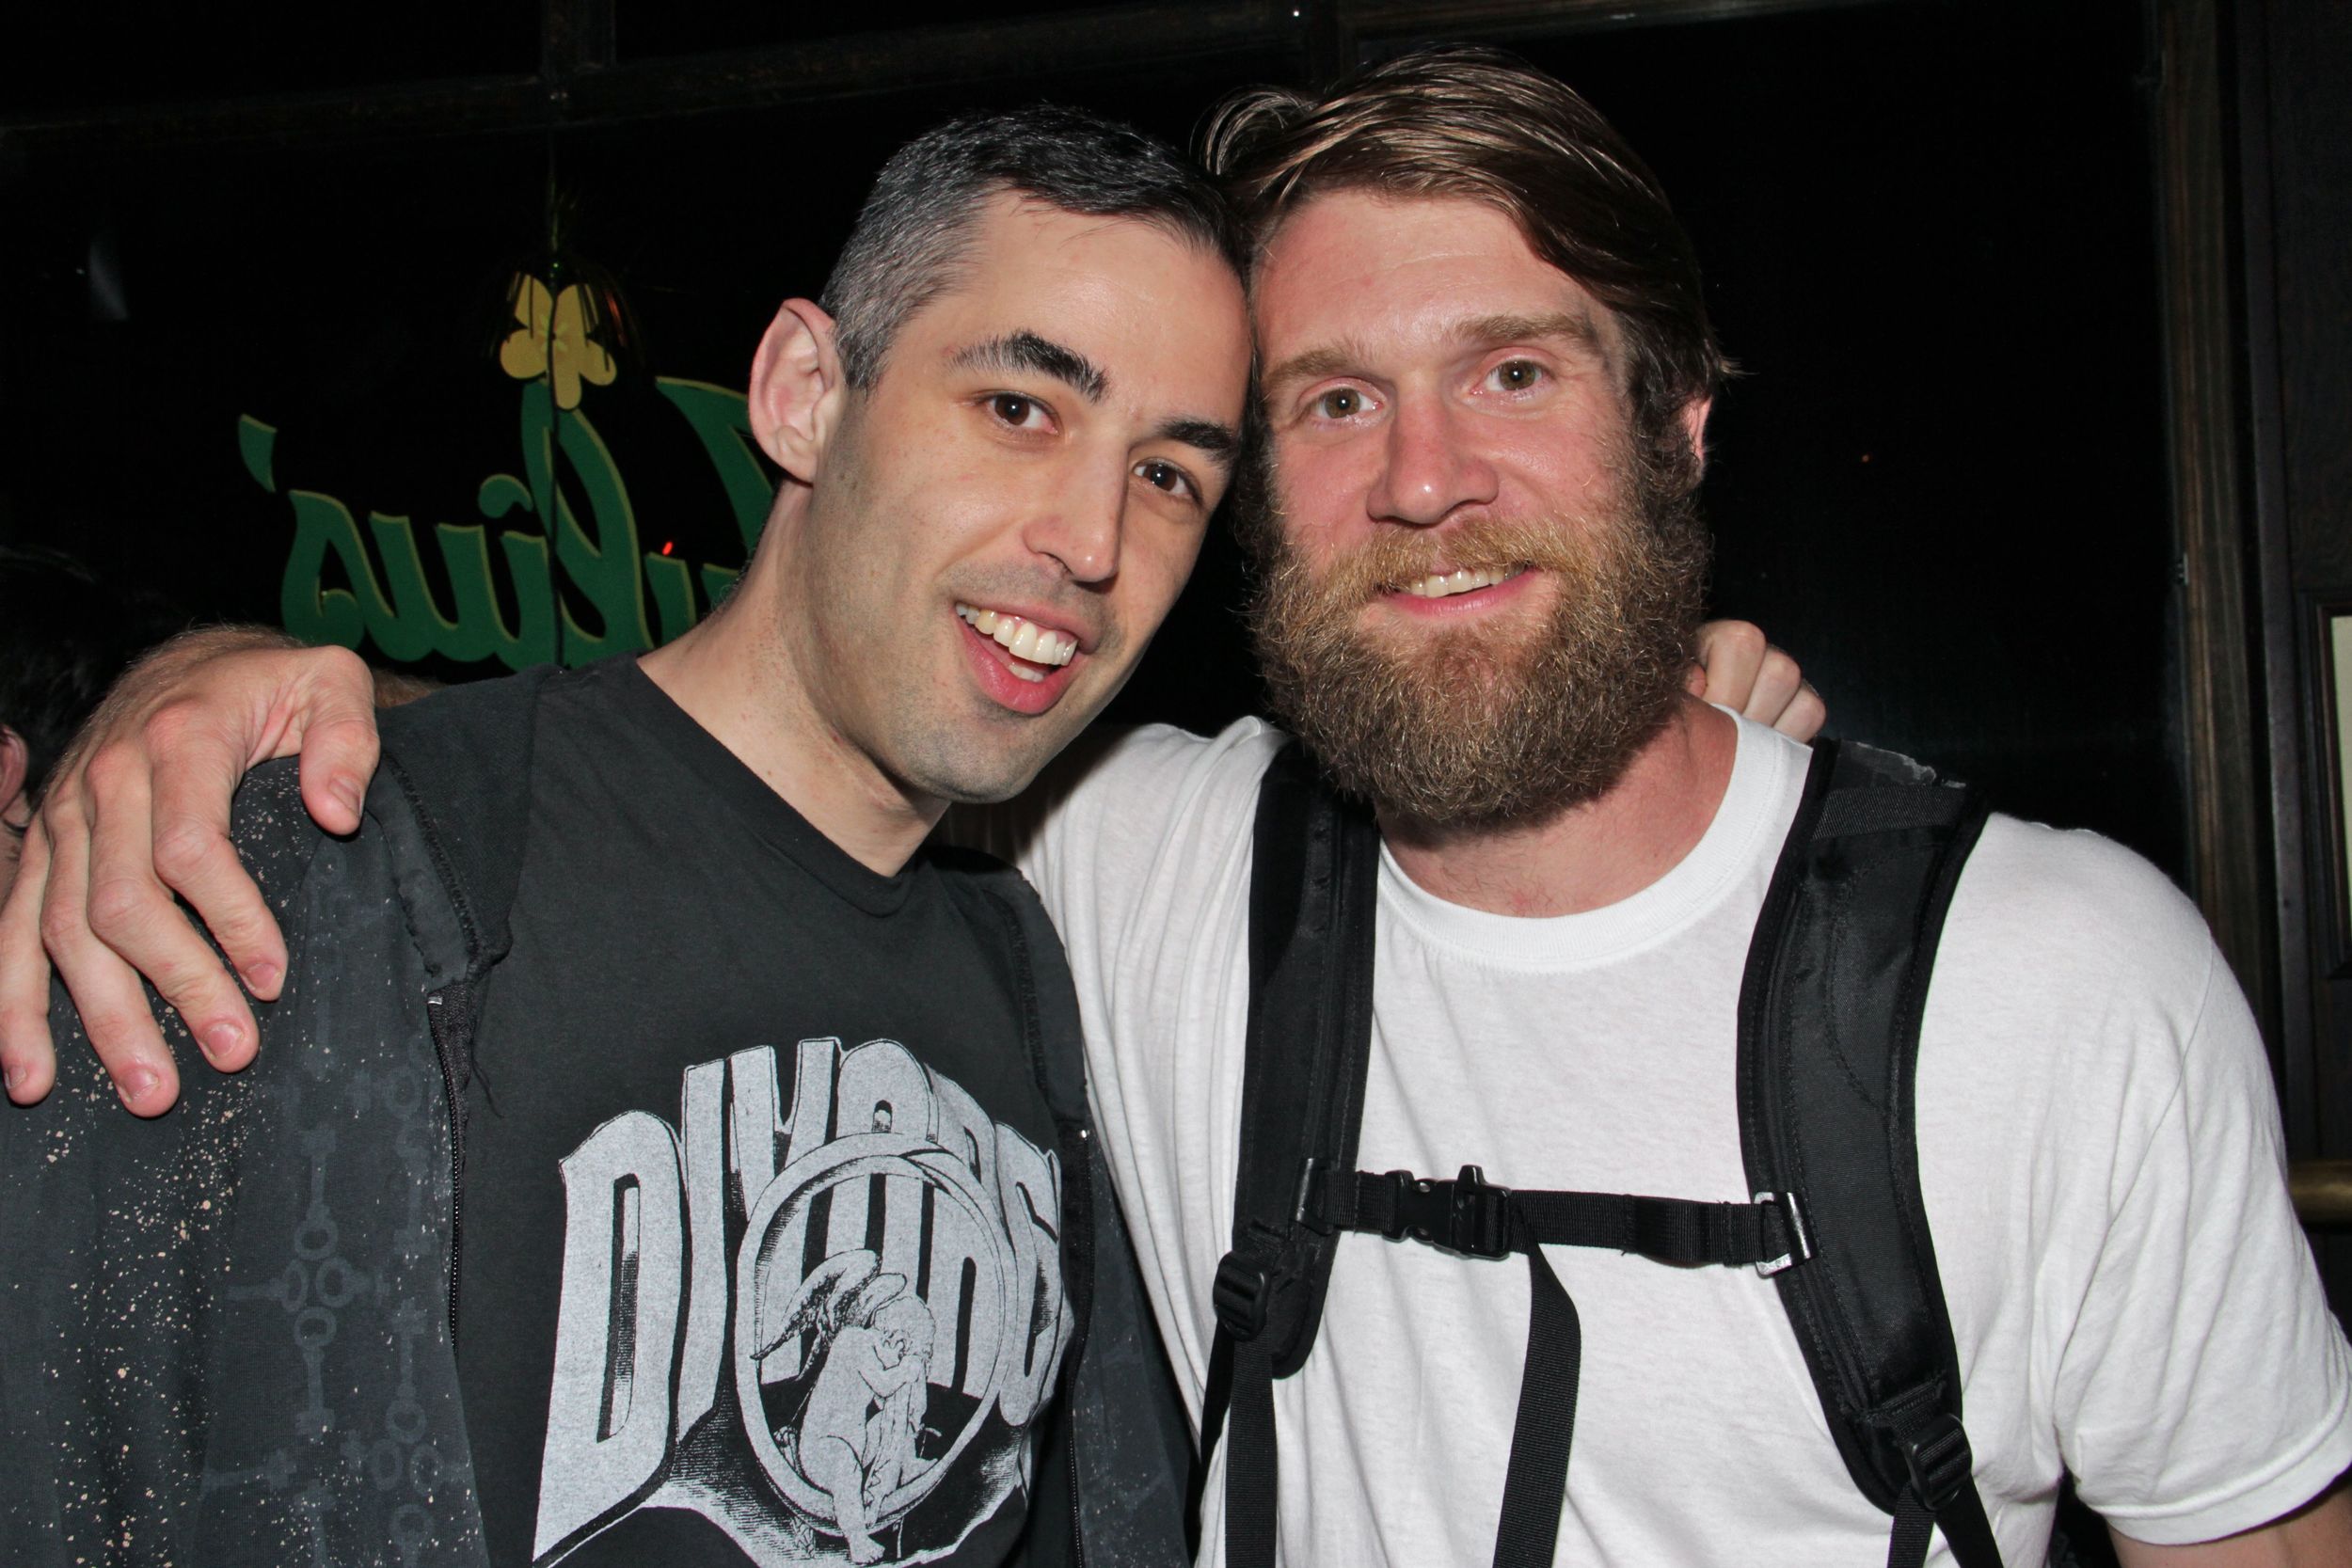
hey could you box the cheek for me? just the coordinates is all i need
[1512,445,1615,516]
[1115,521,1205,641]
[1267,442,1375,566]
[1508,402,1628,505]
[1269,435,1364,518]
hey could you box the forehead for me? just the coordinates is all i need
[1251,190,1611,366]
[894,193,1250,405]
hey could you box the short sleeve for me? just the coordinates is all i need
[2056,945,2352,1544]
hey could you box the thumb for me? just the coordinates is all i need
[289,650,384,835]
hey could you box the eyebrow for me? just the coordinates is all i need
[1262,309,1608,394]
[1153,416,1241,466]
[1456,309,1603,355]
[953,328,1237,467]
[950,329,1107,402]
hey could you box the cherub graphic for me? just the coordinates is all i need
[757,1248,938,1564]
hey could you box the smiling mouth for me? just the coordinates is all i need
[955,602,1079,683]
[1388,566,1528,600]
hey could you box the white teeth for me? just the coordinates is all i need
[954,603,1077,667]
[1397,566,1524,600]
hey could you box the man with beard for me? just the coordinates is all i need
[1165,53,2347,1565]
[10,46,2341,1568]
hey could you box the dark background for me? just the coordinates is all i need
[6,0,2351,1549]
[0,0,2184,873]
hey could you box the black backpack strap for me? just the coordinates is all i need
[1298,1161,1809,1568]
[1738,739,2001,1568]
[1198,742,1381,1568]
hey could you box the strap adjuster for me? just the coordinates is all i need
[1898,1411,1974,1513]
[1377,1164,1514,1259]
[1750,1190,1813,1275]
[1213,1230,1281,1342]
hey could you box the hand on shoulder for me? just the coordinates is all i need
[0,629,381,1114]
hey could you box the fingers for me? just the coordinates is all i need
[38,789,182,1117]
[1693,620,1768,709]
[1770,682,1827,742]
[0,821,59,1104]
[138,639,375,1001]
[290,646,382,836]
[20,632,380,1115]
[146,696,287,1008]
[1737,647,1804,725]
[1693,621,1826,741]
[95,709,265,1066]
[1727,643,1826,740]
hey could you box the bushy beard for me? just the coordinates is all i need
[1245,440,1708,830]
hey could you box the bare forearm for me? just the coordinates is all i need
[111,626,425,711]
[82,625,301,740]
[2112,1480,2352,1567]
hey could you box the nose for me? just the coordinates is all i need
[1365,395,1499,528]
[1022,465,1124,585]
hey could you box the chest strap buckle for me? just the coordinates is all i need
[1375,1164,1516,1259]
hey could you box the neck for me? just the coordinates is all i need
[1380,697,1739,917]
[638,496,942,877]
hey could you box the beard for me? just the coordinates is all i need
[1245,437,1709,830]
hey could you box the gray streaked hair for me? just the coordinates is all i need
[820,104,1245,389]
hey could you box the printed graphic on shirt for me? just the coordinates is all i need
[532,1037,1072,1565]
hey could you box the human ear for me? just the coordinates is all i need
[749,299,847,482]
[1678,396,1713,478]
[0,728,27,826]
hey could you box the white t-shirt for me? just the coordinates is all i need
[977,713,2352,1566]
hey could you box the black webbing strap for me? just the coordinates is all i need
[1218,1331,1279,1567]
[1494,1238,1581,1568]
[1314,1165,1809,1272]
[1296,1164,1812,1567]
[1881,1388,2003,1568]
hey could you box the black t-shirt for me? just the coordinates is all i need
[453,659,1070,1567]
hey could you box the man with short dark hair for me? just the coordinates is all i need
[0,104,1257,1568]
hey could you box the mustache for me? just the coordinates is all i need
[1301,515,1609,604]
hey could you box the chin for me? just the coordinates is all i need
[906,736,1062,808]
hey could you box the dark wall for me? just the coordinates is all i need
[2246,0,2352,1302]
[1,0,2181,879]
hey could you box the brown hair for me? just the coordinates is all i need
[1200,45,1728,490]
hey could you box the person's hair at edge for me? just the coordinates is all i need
[819,103,1248,390]
[0,546,191,831]
[1198,43,1731,547]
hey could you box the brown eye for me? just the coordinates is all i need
[990,393,1042,428]
[1489,360,1546,391]
[1134,459,1198,502]
[1314,388,1363,419]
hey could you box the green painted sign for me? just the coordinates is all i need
[249,277,774,671]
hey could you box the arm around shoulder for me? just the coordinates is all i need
[0,629,382,1116]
